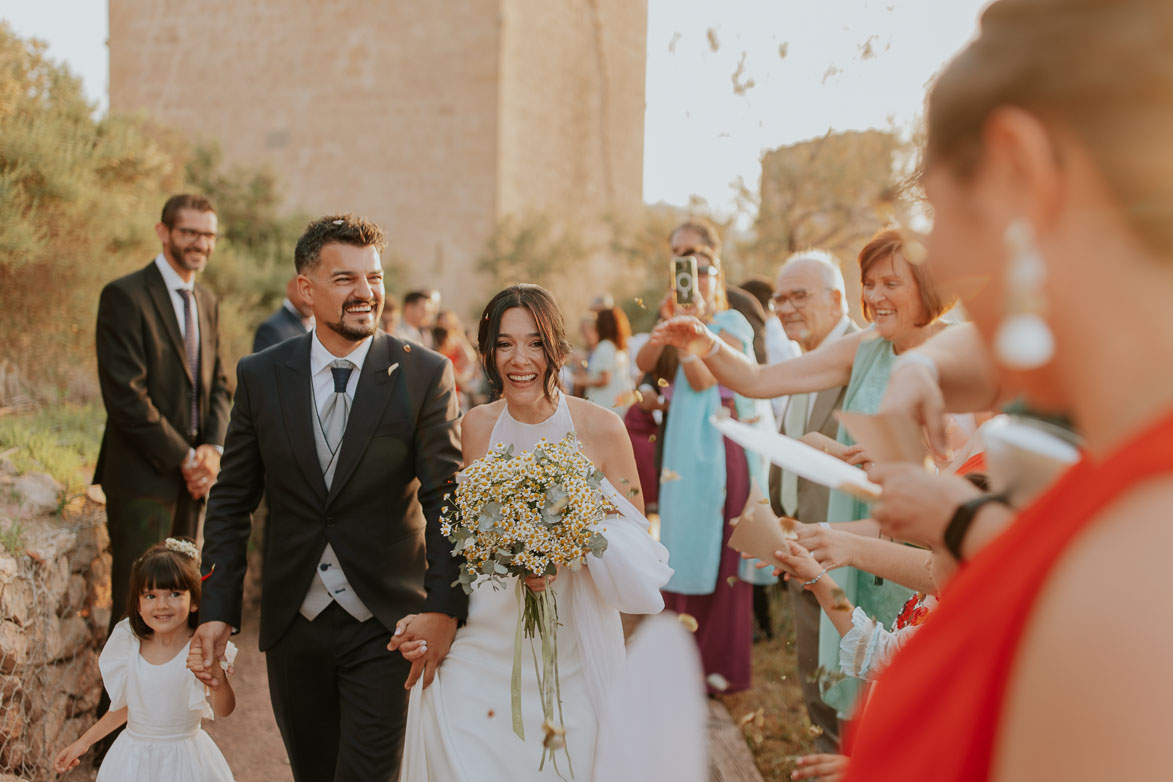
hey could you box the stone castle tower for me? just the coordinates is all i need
[109,0,646,313]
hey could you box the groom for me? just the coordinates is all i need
[190,214,467,781]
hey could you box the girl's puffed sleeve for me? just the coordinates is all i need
[98,619,138,711]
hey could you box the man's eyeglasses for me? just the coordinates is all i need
[171,226,218,242]
[771,287,829,309]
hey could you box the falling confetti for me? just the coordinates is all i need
[808,724,824,738]
[657,378,670,388]
[648,434,657,443]
[661,468,681,483]
[737,708,765,728]
[830,587,851,611]
[403,344,412,352]
[668,31,681,53]
[707,673,730,692]
[726,576,738,588]
[757,497,770,505]
[778,42,789,59]
[634,297,646,309]
[487,709,495,718]
[731,52,756,95]
[678,613,699,633]
[612,389,644,408]
[706,28,720,52]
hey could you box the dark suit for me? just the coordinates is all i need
[253,303,308,353]
[201,331,466,781]
[767,319,859,753]
[94,259,231,625]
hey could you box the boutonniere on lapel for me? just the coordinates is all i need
[387,363,399,378]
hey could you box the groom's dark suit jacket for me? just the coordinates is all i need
[201,330,468,650]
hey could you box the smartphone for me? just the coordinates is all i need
[673,255,698,306]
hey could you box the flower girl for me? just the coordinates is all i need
[53,537,236,781]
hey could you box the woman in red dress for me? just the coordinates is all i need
[845,0,1173,779]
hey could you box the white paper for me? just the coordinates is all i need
[709,414,882,501]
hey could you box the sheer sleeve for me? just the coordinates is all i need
[98,619,138,711]
[839,606,928,681]
[587,479,673,614]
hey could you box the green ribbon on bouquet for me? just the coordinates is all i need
[510,577,573,778]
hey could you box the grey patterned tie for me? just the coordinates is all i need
[318,359,355,484]
[176,289,199,439]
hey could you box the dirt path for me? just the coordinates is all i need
[202,616,293,782]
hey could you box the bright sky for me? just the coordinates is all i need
[3,0,988,220]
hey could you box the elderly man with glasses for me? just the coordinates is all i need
[766,249,859,754]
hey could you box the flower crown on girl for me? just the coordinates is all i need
[163,538,215,581]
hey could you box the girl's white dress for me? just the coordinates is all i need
[97,618,235,782]
[399,394,676,781]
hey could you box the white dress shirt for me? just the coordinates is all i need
[300,330,374,622]
[153,253,200,346]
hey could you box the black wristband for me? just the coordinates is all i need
[944,492,1009,563]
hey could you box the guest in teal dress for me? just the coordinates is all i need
[648,228,955,715]
[636,245,776,695]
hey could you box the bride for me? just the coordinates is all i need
[394,284,673,781]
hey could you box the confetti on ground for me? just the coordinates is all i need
[678,613,699,633]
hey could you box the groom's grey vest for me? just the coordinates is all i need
[298,382,374,622]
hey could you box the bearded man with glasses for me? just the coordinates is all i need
[94,193,232,634]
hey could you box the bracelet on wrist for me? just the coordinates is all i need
[802,570,827,588]
[678,352,699,364]
[703,334,722,358]
[944,492,1010,563]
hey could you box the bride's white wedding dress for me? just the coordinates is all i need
[399,394,674,781]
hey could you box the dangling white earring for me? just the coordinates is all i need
[994,219,1055,370]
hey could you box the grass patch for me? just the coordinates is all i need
[718,585,816,781]
[0,403,104,493]
[0,520,25,554]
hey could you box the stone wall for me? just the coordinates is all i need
[108,0,647,315]
[0,462,110,782]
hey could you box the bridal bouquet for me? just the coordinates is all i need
[441,433,611,776]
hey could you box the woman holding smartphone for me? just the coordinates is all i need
[636,246,774,695]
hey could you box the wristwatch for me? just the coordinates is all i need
[944,492,1010,563]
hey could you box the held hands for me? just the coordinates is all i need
[187,621,232,690]
[182,445,222,499]
[387,612,458,690]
